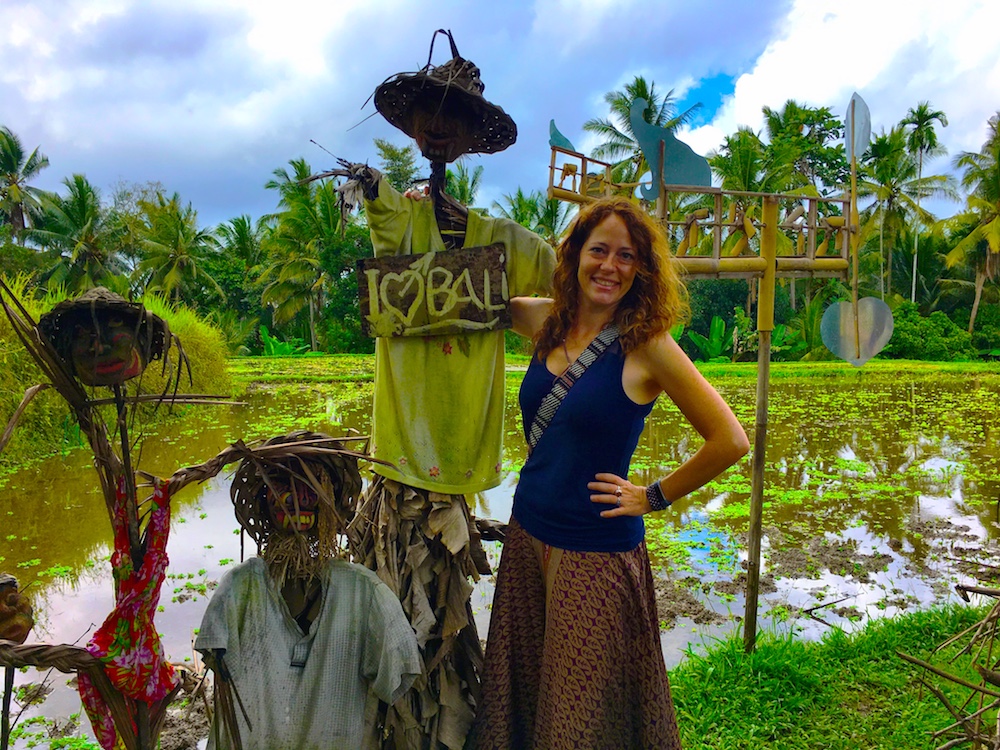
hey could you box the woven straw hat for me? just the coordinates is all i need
[229,431,362,547]
[38,288,169,376]
[374,29,516,162]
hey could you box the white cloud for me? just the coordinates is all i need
[685,0,999,172]
[4,0,991,227]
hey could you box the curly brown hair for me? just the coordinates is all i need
[535,197,688,358]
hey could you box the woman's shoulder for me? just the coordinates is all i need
[624,327,699,394]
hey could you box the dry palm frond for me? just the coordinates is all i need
[352,476,489,748]
[0,640,179,750]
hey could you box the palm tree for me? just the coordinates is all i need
[709,128,801,308]
[946,113,1000,333]
[901,102,948,302]
[446,160,484,206]
[761,100,847,193]
[134,192,223,304]
[858,127,954,298]
[583,76,701,185]
[493,188,541,232]
[374,138,421,192]
[534,196,572,246]
[217,214,269,274]
[30,174,123,291]
[262,159,341,349]
[0,125,50,240]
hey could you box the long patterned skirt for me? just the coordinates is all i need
[470,518,682,750]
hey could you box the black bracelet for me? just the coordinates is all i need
[645,480,671,511]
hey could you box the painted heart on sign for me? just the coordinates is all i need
[820,297,894,367]
[379,270,424,326]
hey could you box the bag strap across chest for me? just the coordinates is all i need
[526,324,620,453]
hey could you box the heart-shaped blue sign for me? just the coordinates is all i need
[820,297,894,367]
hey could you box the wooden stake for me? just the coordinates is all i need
[744,195,778,653]
[1,666,13,750]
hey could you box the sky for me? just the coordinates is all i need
[2,0,998,228]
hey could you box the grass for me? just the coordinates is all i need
[672,604,991,749]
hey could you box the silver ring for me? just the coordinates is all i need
[616,496,622,507]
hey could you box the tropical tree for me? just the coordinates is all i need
[0,125,50,240]
[217,214,269,274]
[493,187,541,231]
[261,158,341,350]
[374,138,422,192]
[946,113,1000,332]
[534,196,572,246]
[206,214,271,321]
[319,221,375,352]
[133,192,223,304]
[761,100,847,193]
[583,75,701,185]
[103,179,166,274]
[901,102,949,302]
[30,174,124,291]
[446,159,484,206]
[858,126,954,299]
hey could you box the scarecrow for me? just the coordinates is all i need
[189,431,420,750]
[0,575,33,750]
[0,283,231,750]
[319,29,556,748]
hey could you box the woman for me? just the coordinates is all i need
[471,197,749,749]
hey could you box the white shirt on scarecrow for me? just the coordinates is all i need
[195,556,420,750]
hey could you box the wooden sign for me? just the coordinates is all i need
[357,244,510,337]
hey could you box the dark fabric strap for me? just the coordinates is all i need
[527,324,620,452]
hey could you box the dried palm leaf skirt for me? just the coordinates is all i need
[354,475,488,750]
[471,518,682,750]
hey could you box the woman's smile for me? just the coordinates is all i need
[577,213,637,311]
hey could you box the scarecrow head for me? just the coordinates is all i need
[0,574,33,644]
[374,29,516,164]
[229,431,363,583]
[38,288,168,387]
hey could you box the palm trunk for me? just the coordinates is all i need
[879,208,885,300]
[911,151,924,304]
[10,205,25,243]
[308,294,318,351]
[968,269,985,334]
[887,244,892,300]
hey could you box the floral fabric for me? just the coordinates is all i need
[78,477,179,749]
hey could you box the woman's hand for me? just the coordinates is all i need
[589,472,650,518]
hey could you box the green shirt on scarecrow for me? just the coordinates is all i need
[364,176,555,494]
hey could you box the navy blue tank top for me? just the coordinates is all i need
[513,340,656,552]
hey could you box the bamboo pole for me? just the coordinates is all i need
[850,100,861,361]
[1,666,12,750]
[744,195,778,653]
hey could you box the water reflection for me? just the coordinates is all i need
[2,367,1000,736]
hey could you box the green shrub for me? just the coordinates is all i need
[970,304,1000,357]
[883,301,977,361]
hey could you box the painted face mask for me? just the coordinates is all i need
[266,478,321,535]
[69,316,144,386]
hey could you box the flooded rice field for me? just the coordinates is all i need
[2,359,1000,742]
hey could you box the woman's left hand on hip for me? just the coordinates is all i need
[589,473,649,517]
